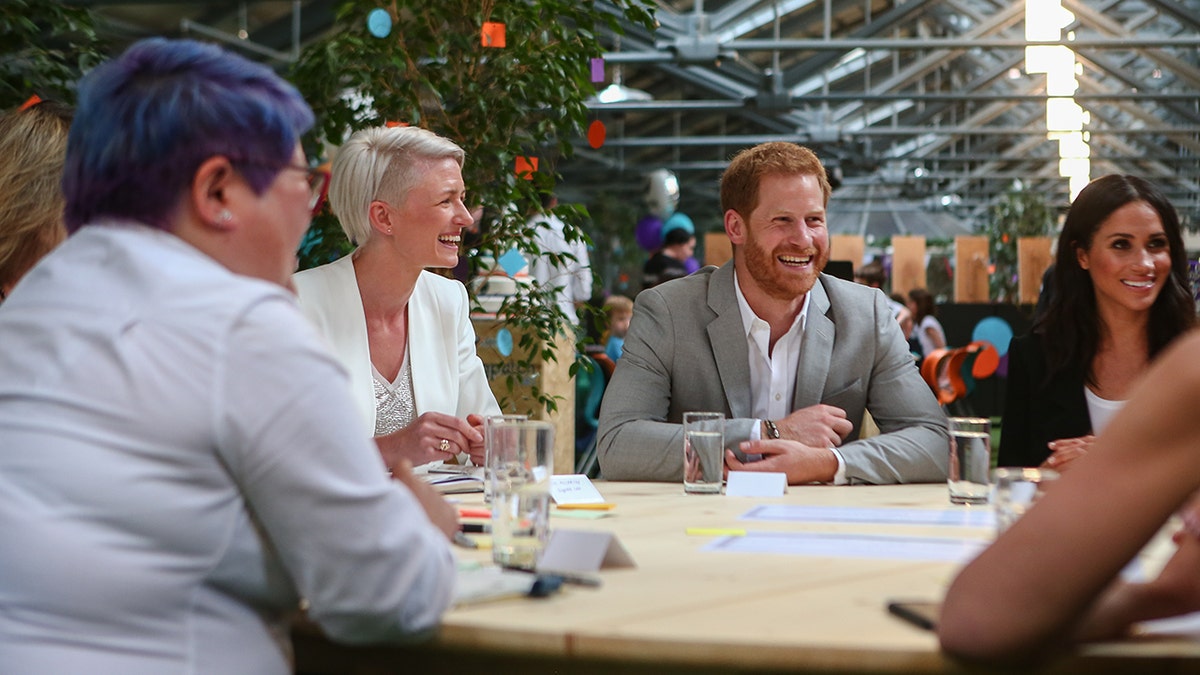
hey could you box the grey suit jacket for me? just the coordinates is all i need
[596,262,948,484]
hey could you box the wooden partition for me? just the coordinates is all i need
[891,235,927,294]
[953,235,990,302]
[829,235,865,272]
[472,318,575,473]
[703,232,732,267]
[1018,236,1055,304]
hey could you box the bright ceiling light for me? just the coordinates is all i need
[1026,0,1089,199]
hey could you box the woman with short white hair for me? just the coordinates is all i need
[294,125,500,472]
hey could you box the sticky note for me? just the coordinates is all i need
[726,471,787,497]
[587,120,607,149]
[550,474,607,505]
[367,9,392,38]
[515,156,538,179]
[481,21,506,48]
[590,57,605,83]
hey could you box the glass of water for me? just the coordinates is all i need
[482,414,527,502]
[488,419,554,569]
[683,411,724,494]
[948,417,991,505]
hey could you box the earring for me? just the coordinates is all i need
[386,227,393,234]
[218,209,233,224]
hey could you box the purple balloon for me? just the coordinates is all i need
[635,214,664,252]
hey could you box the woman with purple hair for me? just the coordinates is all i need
[0,38,457,673]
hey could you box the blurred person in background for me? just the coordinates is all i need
[0,99,72,301]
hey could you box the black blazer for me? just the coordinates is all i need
[997,333,1092,467]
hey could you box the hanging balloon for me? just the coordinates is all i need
[661,211,695,238]
[587,119,606,149]
[635,214,664,252]
[644,169,680,219]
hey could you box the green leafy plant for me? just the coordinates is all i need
[288,0,655,413]
[980,188,1056,304]
[0,0,106,108]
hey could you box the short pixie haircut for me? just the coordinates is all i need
[329,125,464,246]
[0,101,72,290]
[719,142,832,218]
[62,38,314,232]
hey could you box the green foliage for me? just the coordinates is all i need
[288,0,656,413]
[0,0,106,109]
[980,188,1056,304]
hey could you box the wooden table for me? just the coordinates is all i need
[293,482,1200,674]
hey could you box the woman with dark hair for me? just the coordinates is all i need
[0,38,456,672]
[906,287,946,357]
[998,174,1195,470]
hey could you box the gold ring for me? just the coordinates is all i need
[439,438,451,453]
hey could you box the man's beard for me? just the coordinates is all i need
[743,233,827,301]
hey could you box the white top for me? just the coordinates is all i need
[293,254,501,449]
[528,213,593,326]
[732,271,847,483]
[914,314,947,356]
[1084,386,1126,435]
[0,224,455,674]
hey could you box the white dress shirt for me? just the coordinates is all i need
[528,212,593,326]
[733,271,848,483]
[0,223,456,674]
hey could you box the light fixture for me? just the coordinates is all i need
[1026,0,1089,199]
[587,35,653,105]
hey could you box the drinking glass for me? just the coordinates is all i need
[948,417,991,504]
[683,412,725,494]
[992,467,1059,534]
[489,420,554,569]
[482,414,527,502]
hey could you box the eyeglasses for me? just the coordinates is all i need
[277,163,331,217]
[231,158,331,217]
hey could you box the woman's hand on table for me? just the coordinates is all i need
[375,412,484,470]
[1041,435,1095,472]
[390,459,458,540]
[465,413,487,466]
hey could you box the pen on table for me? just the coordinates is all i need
[460,522,490,534]
[506,566,602,588]
[452,531,478,549]
[685,527,746,537]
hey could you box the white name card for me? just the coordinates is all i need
[537,529,636,574]
[550,474,607,504]
[725,471,787,497]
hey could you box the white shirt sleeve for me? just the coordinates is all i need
[214,296,456,642]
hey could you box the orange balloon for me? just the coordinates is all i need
[587,120,607,149]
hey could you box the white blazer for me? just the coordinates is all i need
[293,254,501,434]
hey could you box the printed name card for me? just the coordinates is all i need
[550,474,607,504]
[725,471,787,497]
[538,529,636,574]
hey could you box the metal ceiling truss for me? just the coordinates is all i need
[579,0,1200,234]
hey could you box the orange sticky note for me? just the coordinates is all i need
[19,94,42,110]
[515,156,538,179]
[481,22,506,48]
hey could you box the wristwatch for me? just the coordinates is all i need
[763,419,781,439]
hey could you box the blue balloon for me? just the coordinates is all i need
[661,211,695,238]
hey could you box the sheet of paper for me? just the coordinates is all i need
[704,531,986,563]
[741,504,994,528]
[726,471,787,497]
[550,474,607,504]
